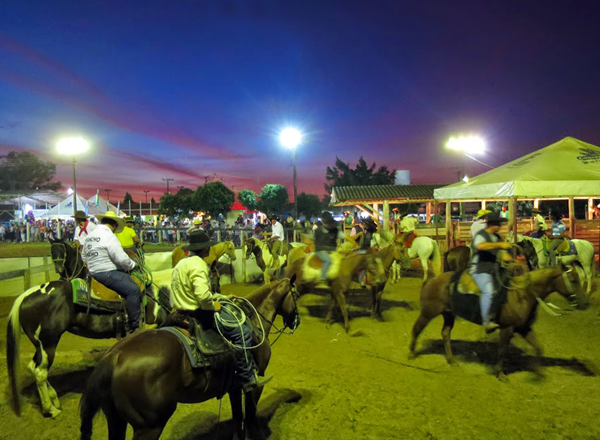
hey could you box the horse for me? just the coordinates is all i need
[443,245,471,272]
[409,265,590,378]
[171,240,237,268]
[244,237,288,284]
[402,235,442,282]
[6,276,169,418]
[507,232,595,294]
[79,277,300,440]
[369,242,411,317]
[49,238,88,281]
[285,251,386,332]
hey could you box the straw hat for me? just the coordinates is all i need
[124,216,134,223]
[476,209,491,219]
[95,211,126,233]
[531,208,542,214]
[72,210,88,220]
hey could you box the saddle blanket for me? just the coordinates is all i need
[71,277,147,313]
[301,251,344,283]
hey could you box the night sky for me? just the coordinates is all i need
[1,1,600,201]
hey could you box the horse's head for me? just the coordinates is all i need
[559,265,589,310]
[50,240,68,275]
[244,238,255,259]
[520,240,538,269]
[277,275,301,330]
[224,241,237,261]
[366,256,387,285]
[393,242,412,270]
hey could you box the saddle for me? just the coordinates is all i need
[71,275,146,313]
[402,232,418,248]
[542,237,576,255]
[301,251,344,282]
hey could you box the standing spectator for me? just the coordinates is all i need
[0,223,5,242]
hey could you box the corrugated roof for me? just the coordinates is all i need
[331,184,445,204]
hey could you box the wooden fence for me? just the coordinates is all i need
[0,257,55,291]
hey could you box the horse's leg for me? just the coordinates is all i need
[331,286,350,332]
[245,388,265,440]
[519,328,544,376]
[132,427,166,440]
[25,329,61,418]
[441,312,456,364]
[409,313,434,359]
[420,255,429,283]
[494,326,514,381]
[371,285,384,320]
[391,261,398,284]
[104,400,128,440]
[229,389,244,440]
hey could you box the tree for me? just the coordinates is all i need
[257,184,289,215]
[151,197,156,205]
[123,192,135,204]
[297,193,324,217]
[238,189,259,212]
[324,156,395,193]
[193,182,235,217]
[157,188,195,220]
[0,151,62,191]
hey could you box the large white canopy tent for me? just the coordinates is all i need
[434,137,600,247]
[40,194,118,219]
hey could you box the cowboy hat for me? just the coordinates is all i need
[476,209,491,219]
[183,231,218,251]
[72,210,88,220]
[320,211,338,230]
[392,207,399,212]
[531,208,542,214]
[95,211,126,233]
[124,216,134,223]
[193,218,201,225]
[485,212,508,224]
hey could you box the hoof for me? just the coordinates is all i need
[348,329,364,337]
[446,358,456,365]
[407,352,416,361]
[496,372,509,383]
[44,406,62,419]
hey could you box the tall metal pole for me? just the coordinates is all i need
[72,157,78,216]
[143,190,150,203]
[293,147,298,218]
[162,178,174,194]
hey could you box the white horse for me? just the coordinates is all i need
[508,232,595,294]
[390,235,441,283]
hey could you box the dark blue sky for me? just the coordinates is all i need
[1,1,600,200]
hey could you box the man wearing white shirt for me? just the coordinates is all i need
[269,215,285,257]
[82,211,141,333]
[73,211,97,245]
[470,209,491,240]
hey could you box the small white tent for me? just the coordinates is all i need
[40,194,88,219]
[84,195,118,216]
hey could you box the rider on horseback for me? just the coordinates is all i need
[73,210,97,246]
[116,216,140,252]
[470,209,490,239]
[352,218,377,251]
[269,215,284,258]
[314,212,344,288]
[530,208,547,239]
[82,211,141,333]
[548,211,566,266]
[469,211,512,333]
[171,231,271,393]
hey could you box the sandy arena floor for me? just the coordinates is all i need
[1,273,600,440]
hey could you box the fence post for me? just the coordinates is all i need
[158,228,163,243]
[176,229,181,243]
[43,256,50,282]
[23,268,31,290]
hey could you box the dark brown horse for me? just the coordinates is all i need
[443,245,471,272]
[79,277,300,440]
[50,238,88,280]
[409,266,589,378]
[7,277,169,418]
[369,242,411,318]
[285,251,386,332]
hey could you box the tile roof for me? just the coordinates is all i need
[331,184,445,204]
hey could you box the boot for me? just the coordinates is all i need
[242,371,273,394]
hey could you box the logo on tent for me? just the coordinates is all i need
[507,152,542,168]
[577,148,600,164]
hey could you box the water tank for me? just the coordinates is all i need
[395,170,410,185]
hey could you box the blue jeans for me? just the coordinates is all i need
[93,270,142,330]
[316,251,333,280]
[471,272,495,324]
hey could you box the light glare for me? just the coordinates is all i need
[56,137,90,155]
[279,127,302,149]
[446,135,485,155]
[463,175,469,183]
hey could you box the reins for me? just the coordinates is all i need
[252,284,299,347]
[51,242,86,281]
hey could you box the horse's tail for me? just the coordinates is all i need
[430,241,442,276]
[443,250,450,272]
[80,355,116,440]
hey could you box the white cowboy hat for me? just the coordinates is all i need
[95,211,126,233]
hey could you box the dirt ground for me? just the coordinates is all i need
[1,271,600,440]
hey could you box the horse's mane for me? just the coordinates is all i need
[246,279,287,304]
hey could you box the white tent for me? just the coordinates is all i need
[84,195,118,216]
[40,194,89,219]
[435,137,600,200]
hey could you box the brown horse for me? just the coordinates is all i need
[79,277,299,440]
[369,242,411,318]
[409,266,589,378]
[244,237,289,284]
[443,245,471,272]
[172,240,237,267]
[285,252,386,332]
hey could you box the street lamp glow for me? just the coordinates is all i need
[446,135,485,156]
[463,175,469,183]
[56,137,90,155]
[279,127,302,149]
[67,187,74,195]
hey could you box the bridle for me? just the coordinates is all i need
[254,280,300,346]
[51,242,85,281]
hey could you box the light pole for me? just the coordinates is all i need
[445,135,494,169]
[279,127,302,218]
[162,178,174,194]
[56,137,90,216]
[143,190,150,203]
